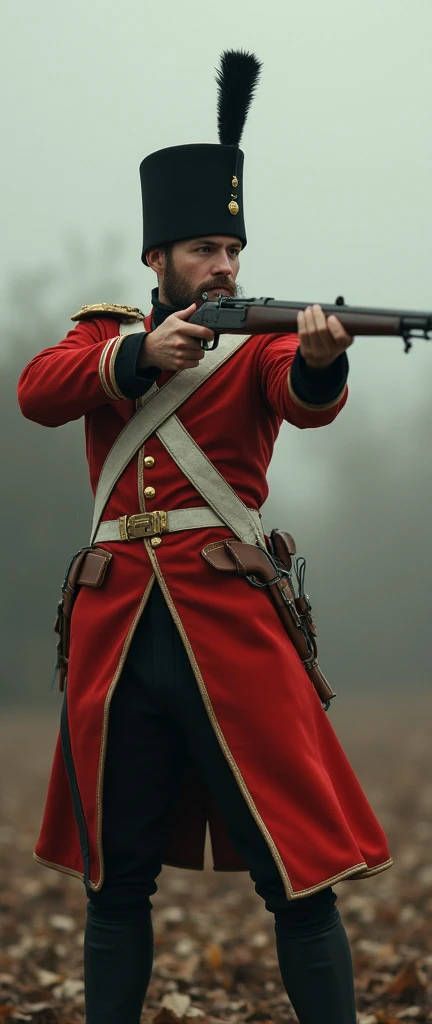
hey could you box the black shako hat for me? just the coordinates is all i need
[140,50,263,265]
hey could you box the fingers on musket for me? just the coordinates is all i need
[304,306,316,334]
[305,305,325,341]
[327,315,347,340]
[311,304,328,336]
[297,309,307,335]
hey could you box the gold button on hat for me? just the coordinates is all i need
[144,486,156,499]
[151,536,162,548]
[144,456,155,468]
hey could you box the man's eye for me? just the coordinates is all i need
[197,247,239,255]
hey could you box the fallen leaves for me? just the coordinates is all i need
[47,917,75,934]
[0,1008,14,1024]
[33,972,61,990]
[386,961,428,1002]
[160,993,192,1017]
[1,704,432,1023]
[51,981,84,1002]
[153,993,207,1024]
[206,946,224,971]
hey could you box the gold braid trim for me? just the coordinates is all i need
[287,369,347,412]
[98,337,121,401]
[108,336,128,401]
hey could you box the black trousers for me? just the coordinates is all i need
[84,581,356,1023]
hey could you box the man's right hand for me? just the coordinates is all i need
[137,303,214,372]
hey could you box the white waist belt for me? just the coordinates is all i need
[94,506,264,543]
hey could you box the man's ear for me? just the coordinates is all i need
[146,247,166,274]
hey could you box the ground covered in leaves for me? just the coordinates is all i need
[0,696,431,1023]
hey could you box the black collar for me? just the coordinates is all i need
[151,286,179,329]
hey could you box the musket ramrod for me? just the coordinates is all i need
[191,294,432,352]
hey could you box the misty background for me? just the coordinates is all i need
[1,0,431,706]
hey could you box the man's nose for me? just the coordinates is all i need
[211,252,233,276]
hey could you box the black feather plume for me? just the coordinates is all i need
[215,50,263,146]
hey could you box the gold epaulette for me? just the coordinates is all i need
[71,303,145,324]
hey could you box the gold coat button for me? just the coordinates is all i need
[151,536,162,548]
[144,486,156,499]
[144,456,155,468]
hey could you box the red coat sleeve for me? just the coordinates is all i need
[258,333,348,429]
[17,318,130,427]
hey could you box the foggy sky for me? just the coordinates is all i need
[3,2,431,398]
[5,0,429,489]
[3,1,431,524]
[3,0,431,491]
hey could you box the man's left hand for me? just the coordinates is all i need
[297,304,354,369]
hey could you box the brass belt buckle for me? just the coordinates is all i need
[119,511,168,541]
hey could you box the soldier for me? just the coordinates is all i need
[18,51,391,1024]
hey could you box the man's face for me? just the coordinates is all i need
[155,235,243,308]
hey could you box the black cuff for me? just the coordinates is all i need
[290,349,348,405]
[114,333,161,399]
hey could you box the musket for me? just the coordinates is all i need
[190,294,432,352]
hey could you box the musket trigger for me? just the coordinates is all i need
[402,331,413,354]
[201,331,220,351]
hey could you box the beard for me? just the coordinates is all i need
[163,251,244,309]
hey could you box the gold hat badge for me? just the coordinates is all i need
[229,175,239,216]
[214,49,263,217]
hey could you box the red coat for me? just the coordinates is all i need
[18,307,392,898]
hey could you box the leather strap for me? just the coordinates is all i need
[90,329,251,543]
[60,684,90,887]
[94,506,264,543]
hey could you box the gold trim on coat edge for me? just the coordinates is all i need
[33,849,394,896]
[33,852,84,882]
[288,858,394,898]
[143,541,391,900]
[98,337,121,401]
[287,369,348,412]
[91,573,155,891]
[351,858,394,880]
[108,336,128,401]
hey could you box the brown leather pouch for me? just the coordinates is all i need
[201,531,336,709]
[53,547,112,692]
